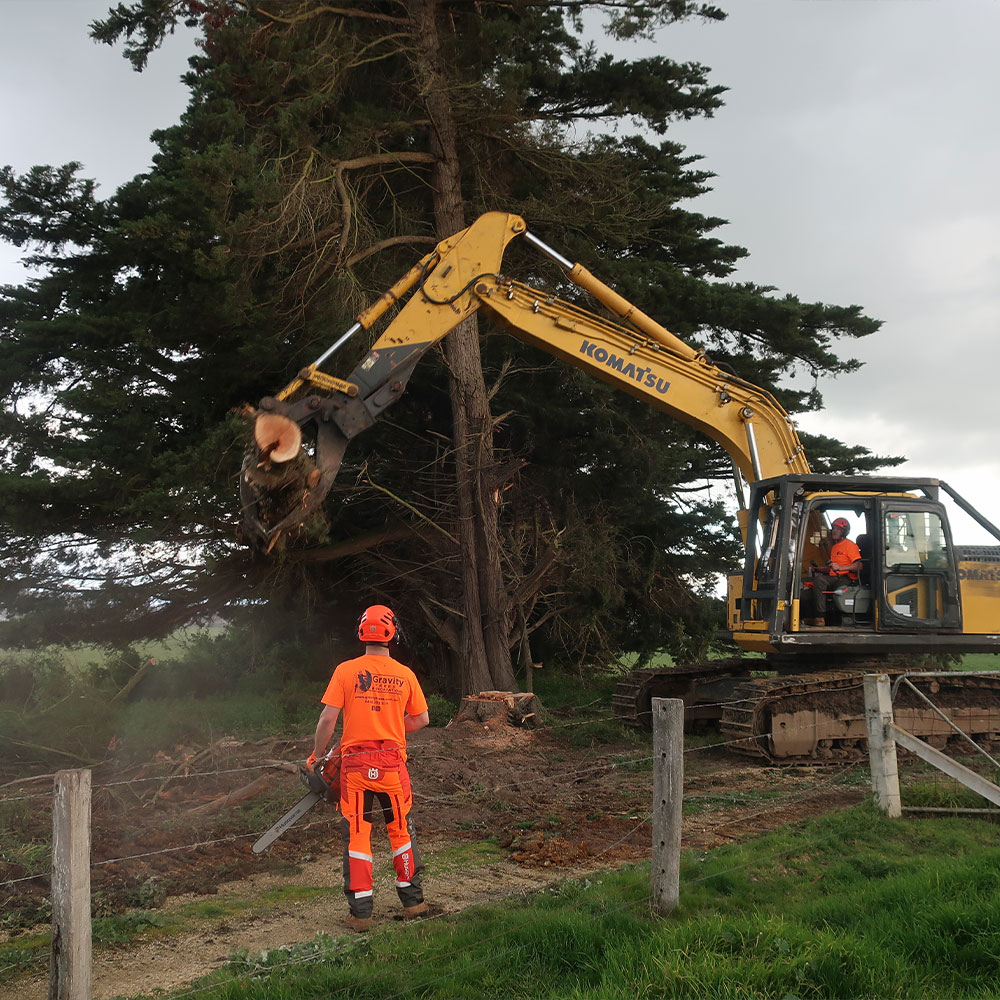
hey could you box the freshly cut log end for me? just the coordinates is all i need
[254,412,302,463]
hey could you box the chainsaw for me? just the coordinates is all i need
[252,747,341,854]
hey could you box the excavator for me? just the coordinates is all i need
[239,212,1000,763]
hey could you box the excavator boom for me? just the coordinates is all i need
[240,212,807,550]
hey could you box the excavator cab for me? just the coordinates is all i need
[729,473,1000,654]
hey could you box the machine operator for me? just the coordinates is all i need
[802,517,862,626]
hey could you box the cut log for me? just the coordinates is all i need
[254,412,302,464]
[451,691,542,729]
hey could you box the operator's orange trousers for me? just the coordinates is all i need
[338,743,424,919]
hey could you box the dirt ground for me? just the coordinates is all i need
[1,717,865,999]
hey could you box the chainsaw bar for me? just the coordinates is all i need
[252,790,322,853]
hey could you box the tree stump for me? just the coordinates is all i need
[451,691,542,729]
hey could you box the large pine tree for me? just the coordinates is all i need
[0,1,894,692]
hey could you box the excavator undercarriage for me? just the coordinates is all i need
[613,657,1000,764]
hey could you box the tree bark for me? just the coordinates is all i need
[410,0,516,694]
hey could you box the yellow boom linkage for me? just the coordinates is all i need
[241,212,807,551]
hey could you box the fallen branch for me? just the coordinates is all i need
[109,656,157,705]
[263,760,301,775]
[0,736,99,765]
[147,746,214,806]
[0,770,58,790]
[184,774,276,818]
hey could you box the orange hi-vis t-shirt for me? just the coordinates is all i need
[321,653,428,758]
[830,538,862,578]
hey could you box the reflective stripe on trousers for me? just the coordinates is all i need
[339,765,424,918]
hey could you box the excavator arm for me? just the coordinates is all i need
[240,212,809,551]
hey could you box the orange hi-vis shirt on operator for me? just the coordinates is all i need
[321,653,428,758]
[829,538,862,579]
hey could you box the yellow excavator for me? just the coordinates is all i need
[240,212,1000,762]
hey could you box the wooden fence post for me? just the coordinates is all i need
[651,697,684,915]
[863,674,902,818]
[49,768,91,1000]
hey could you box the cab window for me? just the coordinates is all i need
[883,509,952,623]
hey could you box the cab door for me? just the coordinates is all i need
[875,500,962,631]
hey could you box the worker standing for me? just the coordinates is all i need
[307,605,430,932]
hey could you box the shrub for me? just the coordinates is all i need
[426,693,458,727]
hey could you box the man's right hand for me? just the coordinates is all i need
[306,752,319,771]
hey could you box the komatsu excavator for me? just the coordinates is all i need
[240,212,1000,763]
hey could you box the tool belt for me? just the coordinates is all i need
[340,740,406,774]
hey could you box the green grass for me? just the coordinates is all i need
[961,652,1000,670]
[107,803,1000,1000]
[426,692,459,727]
[903,779,1000,812]
[0,885,335,980]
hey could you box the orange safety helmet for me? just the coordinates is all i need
[358,604,397,643]
[831,517,850,533]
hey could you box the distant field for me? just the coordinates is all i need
[0,626,226,674]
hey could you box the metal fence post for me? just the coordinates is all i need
[651,697,684,915]
[863,674,902,818]
[49,768,92,1000]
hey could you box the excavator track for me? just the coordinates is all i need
[614,659,1000,764]
[721,669,1000,763]
[612,658,756,730]
[720,669,877,763]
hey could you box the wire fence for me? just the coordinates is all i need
[0,708,875,892]
[0,683,790,800]
[136,759,866,1000]
[0,679,867,805]
[0,703,978,901]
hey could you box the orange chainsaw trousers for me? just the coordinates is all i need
[338,761,424,919]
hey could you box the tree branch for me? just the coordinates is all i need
[256,5,410,27]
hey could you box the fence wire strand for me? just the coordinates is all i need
[0,708,872,891]
[5,681,988,996]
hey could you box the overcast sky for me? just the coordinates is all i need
[3,0,999,542]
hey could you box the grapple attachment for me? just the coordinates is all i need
[239,398,351,553]
[237,213,532,553]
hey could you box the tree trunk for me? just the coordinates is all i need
[410,0,516,695]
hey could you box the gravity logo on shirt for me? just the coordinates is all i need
[356,670,374,692]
